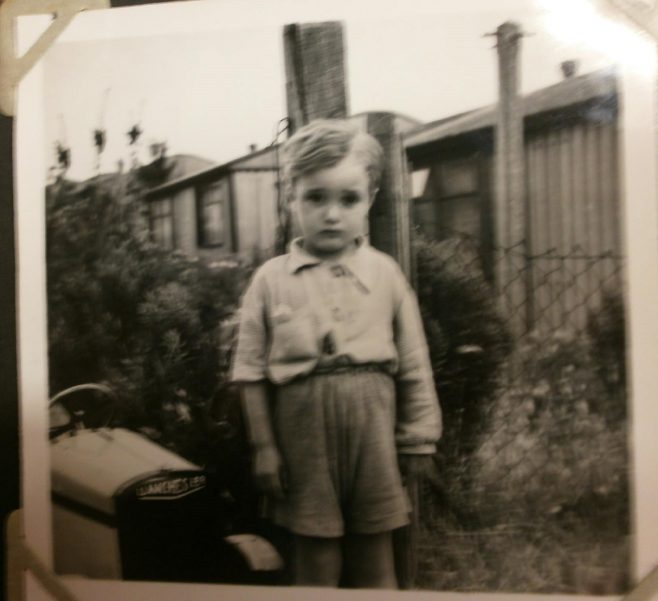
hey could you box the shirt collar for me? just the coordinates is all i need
[286,237,374,292]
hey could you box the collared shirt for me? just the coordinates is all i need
[231,238,442,453]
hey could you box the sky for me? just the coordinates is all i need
[31,0,650,181]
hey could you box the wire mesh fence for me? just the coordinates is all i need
[413,230,629,594]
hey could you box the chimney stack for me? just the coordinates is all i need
[560,60,578,79]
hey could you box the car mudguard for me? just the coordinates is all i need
[224,534,283,572]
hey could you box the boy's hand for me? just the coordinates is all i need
[398,454,432,484]
[253,445,287,499]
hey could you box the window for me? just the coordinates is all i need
[436,158,481,240]
[150,197,174,249]
[413,198,437,238]
[436,193,481,239]
[197,180,228,248]
[412,159,482,239]
[411,156,494,280]
[439,159,479,196]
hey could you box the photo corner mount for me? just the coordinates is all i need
[6,509,83,601]
[0,0,110,118]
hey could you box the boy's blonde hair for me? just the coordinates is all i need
[282,119,384,198]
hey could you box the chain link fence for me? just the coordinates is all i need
[413,231,629,594]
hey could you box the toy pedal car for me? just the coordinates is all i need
[49,383,283,584]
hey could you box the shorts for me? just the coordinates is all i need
[270,368,410,537]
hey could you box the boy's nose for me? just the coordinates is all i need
[324,202,341,221]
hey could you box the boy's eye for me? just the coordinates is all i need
[341,192,361,206]
[303,191,325,203]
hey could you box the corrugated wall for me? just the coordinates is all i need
[524,120,622,334]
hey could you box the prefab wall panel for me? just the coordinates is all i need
[524,119,621,334]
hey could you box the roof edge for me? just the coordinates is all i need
[404,67,618,150]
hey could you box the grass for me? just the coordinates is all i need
[415,508,630,594]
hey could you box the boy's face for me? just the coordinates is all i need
[290,153,374,259]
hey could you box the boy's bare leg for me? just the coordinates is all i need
[343,531,397,589]
[293,535,341,587]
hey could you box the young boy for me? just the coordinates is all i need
[231,119,441,588]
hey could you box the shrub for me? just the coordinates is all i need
[414,236,513,460]
[46,177,251,462]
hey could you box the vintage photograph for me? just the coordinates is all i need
[37,0,639,595]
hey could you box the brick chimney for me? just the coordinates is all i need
[560,60,578,79]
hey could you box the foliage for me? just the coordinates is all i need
[471,329,629,523]
[46,176,250,462]
[416,326,630,594]
[586,290,627,424]
[414,236,513,459]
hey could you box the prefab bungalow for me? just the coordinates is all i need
[144,146,280,263]
[403,68,621,333]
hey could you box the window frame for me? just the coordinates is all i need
[196,178,229,249]
[149,196,175,250]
